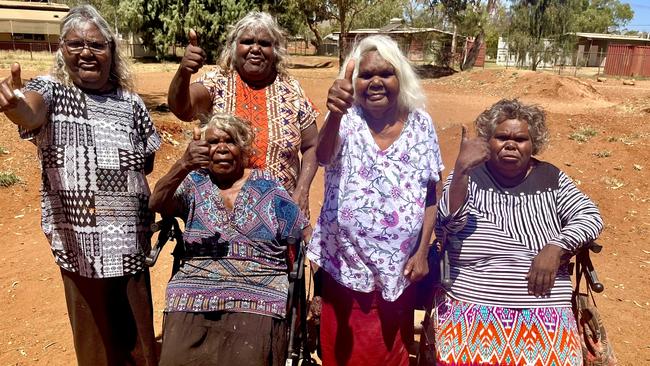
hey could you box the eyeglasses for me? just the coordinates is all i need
[62,39,110,54]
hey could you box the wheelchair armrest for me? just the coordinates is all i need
[145,217,182,267]
[576,241,605,293]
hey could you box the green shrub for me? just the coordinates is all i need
[0,171,21,187]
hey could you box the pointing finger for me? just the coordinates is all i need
[11,63,22,89]
[188,29,198,47]
[193,126,202,141]
[343,59,355,82]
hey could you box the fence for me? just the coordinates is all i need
[496,46,650,77]
[0,41,59,54]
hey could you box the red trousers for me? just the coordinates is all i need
[320,272,414,366]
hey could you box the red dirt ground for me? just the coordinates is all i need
[1,59,649,365]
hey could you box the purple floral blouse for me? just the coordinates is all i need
[307,106,444,301]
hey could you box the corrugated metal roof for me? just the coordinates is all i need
[575,32,650,42]
[335,27,454,36]
[0,7,66,34]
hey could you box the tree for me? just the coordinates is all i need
[137,0,306,63]
[298,0,331,53]
[331,0,390,67]
[460,0,498,70]
[507,0,581,71]
[349,0,408,29]
[574,0,634,33]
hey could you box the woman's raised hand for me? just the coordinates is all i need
[326,60,355,116]
[0,63,23,112]
[181,127,211,171]
[454,125,490,175]
[180,29,206,76]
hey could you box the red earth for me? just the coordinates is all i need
[1,58,649,365]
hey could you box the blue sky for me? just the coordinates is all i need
[626,1,650,31]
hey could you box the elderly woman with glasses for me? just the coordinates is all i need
[168,11,319,216]
[149,114,308,366]
[0,5,160,366]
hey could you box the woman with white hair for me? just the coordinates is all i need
[167,11,319,216]
[0,4,159,366]
[308,35,444,365]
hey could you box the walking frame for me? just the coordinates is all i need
[146,217,317,366]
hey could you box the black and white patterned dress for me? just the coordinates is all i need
[21,76,161,278]
[436,160,603,308]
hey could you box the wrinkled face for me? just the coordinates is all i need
[234,27,276,83]
[61,22,112,91]
[487,119,533,179]
[205,127,244,176]
[354,51,400,118]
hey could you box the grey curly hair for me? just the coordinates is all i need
[218,11,289,78]
[52,4,134,91]
[475,99,549,155]
[200,114,256,158]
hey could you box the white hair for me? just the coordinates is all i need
[341,35,425,111]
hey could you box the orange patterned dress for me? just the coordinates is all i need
[196,67,318,193]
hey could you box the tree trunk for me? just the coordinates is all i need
[307,21,323,55]
[338,0,347,71]
[461,30,484,71]
[450,23,457,67]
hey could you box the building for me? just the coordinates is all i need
[335,18,476,65]
[497,32,650,75]
[0,0,69,52]
[574,32,650,67]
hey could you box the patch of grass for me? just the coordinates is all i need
[0,171,21,187]
[602,176,624,189]
[594,150,611,158]
[607,136,619,142]
[569,126,598,143]
[0,146,7,154]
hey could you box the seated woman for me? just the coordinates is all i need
[435,99,604,366]
[149,114,307,366]
[309,35,444,365]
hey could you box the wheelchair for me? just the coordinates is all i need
[146,217,318,366]
[413,238,606,366]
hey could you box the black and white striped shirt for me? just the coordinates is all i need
[437,161,603,308]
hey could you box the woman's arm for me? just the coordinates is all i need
[403,179,439,282]
[149,127,211,216]
[527,170,604,297]
[448,126,489,214]
[167,31,213,121]
[316,60,355,166]
[293,123,318,215]
[1,63,47,131]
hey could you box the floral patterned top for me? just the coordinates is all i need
[307,106,444,301]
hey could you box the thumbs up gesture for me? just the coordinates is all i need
[0,63,25,112]
[180,29,206,76]
[326,59,356,116]
[454,125,490,175]
[181,126,211,172]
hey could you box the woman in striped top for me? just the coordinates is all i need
[434,99,603,366]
